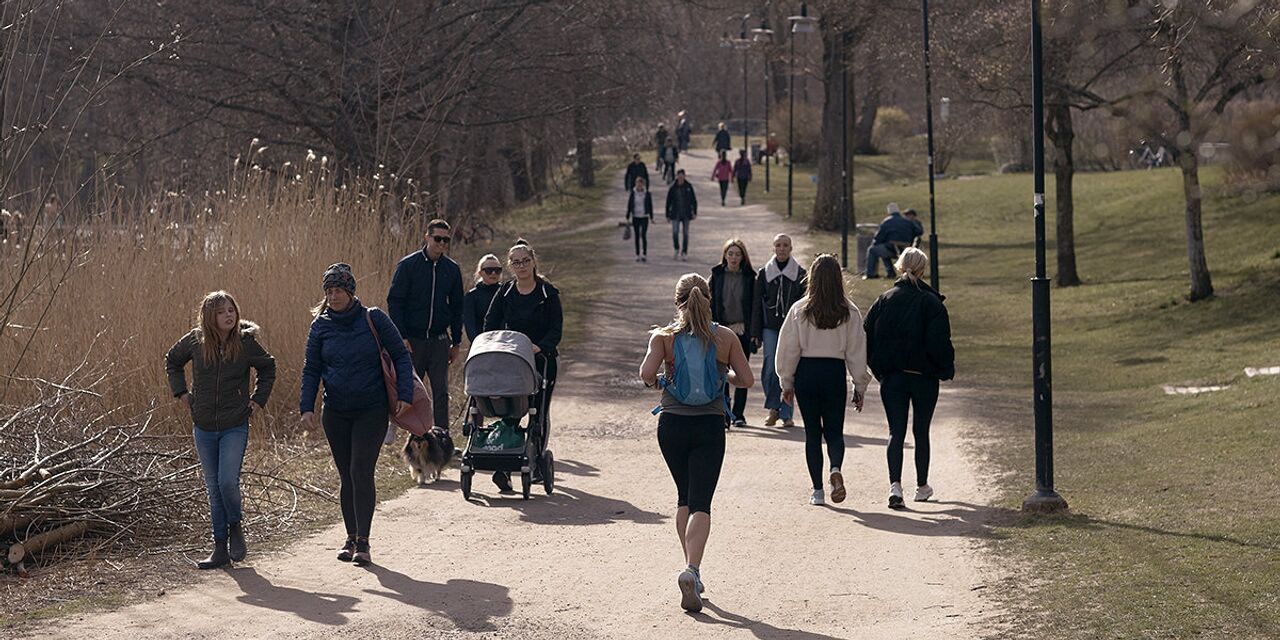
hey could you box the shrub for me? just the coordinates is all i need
[871,106,913,151]
[770,101,822,164]
[1223,100,1280,194]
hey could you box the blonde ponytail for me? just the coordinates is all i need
[658,273,715,344]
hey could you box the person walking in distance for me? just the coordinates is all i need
[751,234,806,427]
[624,153,650,192]
[733,149,753,206]
[709,238,756,428]
[776,255,871,505]
[301,264,415,566]
[676,112,692,152]
[627,176,654,262]
[640,274,753,612]
[387,219,464,434]
[463,254,503,343]
[166,291,276,569]
[665,170,697,261]
[713,122,732,154]
[662,138,680,185]
[655,123,669,171]
[712,151,733,207]
[864,248,955,509]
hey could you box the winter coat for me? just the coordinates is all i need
[714,130,732,152]
[166,321,276,431]
[751,258,807,338]
[627,190,654,219]
[387,249,465,344]
[733,157,753,182]
[463,281,500,343]
[863,278,955,381]
[299,301,414,414]
[665,181,698,221]
[624,161,650,191]
[710,264,756,349]
[656,128,669,148]
[712,160,733,182]
[872,213,918,249]
[483,278,564,358]
[775,297,872,395]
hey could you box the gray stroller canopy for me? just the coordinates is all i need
[465,330,539,397]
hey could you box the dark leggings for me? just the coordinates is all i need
[323,405,389,537]
[657,412,726,514]
[736,179,749,202]
[632,217,649,256]
[723,332,752,423]
[794,358,848,491]
[880,372,940,486]
[718,181,729,203]
[494,354,557,485]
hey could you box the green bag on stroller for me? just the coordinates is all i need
[471,417,524,451]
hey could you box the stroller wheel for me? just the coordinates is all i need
[461,470,473,501]
[520,471,532,500]
[541,450,555,495]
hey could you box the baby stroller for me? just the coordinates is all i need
[459,330,555,500]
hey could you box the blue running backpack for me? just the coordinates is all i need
[652,324,733,415]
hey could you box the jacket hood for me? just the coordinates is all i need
[895,277,945,302]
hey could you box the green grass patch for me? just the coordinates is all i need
[759,158,1280,638]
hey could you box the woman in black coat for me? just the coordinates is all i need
[463,254,503,342]
[863,248,955,509]
[709,238,756,428]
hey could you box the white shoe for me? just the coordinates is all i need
[810,489,825,505]
[889,482,905,509]
[677,568,703,612]
[635,255,642,262]
[915,484,934,502]
[674,250,680,260]
[681,254,688,262]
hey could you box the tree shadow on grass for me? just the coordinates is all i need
[474,484,667,527]
[362,564,513,632]
[1022,512,1280,552]
[731,424,889,448]
[689,600,845,639]
[228,567,359,626]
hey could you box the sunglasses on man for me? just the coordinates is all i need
[431,235,451,244]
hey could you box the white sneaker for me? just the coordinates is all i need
[681,254,688,262]
[889,482,905,509]
[810,489,825,505]
[677,568,703,612]
[915,484,934,502]
[674,250,680,260]
[635,255,642,262]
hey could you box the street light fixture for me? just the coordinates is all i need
[786,2,816,218]
[752,18,775,192]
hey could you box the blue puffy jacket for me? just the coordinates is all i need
[299,301,414,414]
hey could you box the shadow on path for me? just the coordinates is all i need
[472,484,667,527]
[732,423,890,448]
[690,601,845,639]
[363,564,513,632]
[824,500,1006,539]
[229,567,359,626]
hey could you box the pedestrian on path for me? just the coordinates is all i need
[676,113,692,152]
[387,219,464,433]
[712,151,733,206]
[301,264,415,566]
[775,255,871,506]
[626,176,654,262]
[709,238,756,428]
[662,139,679,184]
[665,170,697,261]
[624,153,650,192]
[733,150,753,206]
[751,234,806,427]
[655,123,669,170]
[640,273,753,613]
[483,240,563,493]
[713,122,732,154]
[863,248,955,509]
[166,291,276,569]
[463,254,503,343]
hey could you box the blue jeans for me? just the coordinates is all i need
[671,219,690,254]
[761,329,793,421]
[865,244,896,278]
[193,423,248,541]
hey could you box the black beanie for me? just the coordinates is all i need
[322,263,356,295]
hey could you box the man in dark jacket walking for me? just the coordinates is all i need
[387,218,465,432]
[714,122,732,154]
[751,234,806,427]
[624,153,650,192]
[665,170,697,261]
[655,124,669,170]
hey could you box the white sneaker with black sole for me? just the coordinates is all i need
[915,484,934,502]
[888,482,905,509]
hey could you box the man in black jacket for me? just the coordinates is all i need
[714,122,732,154]
[387,219,465,432]
[624,153,649,192]
[665,170,697,261]
[751,234,806,427]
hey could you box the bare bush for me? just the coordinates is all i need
[1223,100,1280,194]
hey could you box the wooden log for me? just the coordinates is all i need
[0,514,34,536]
[7,521,90,565]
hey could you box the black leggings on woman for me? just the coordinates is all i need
[723,332,752,424]
[736,179,749,203]
[880,371,940,486]
[794,358,847,491]
[323,405,389,538]
[632,217,649,256]
[718,180,729,204]
[658,412,726,514]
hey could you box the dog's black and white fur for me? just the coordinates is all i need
[402,428,456,485]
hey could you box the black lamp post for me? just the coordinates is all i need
[752,18,775,192]
[1023,0,1068,514]
[840,43,850,270]
[786,3,816,218]
[922,0,940,291]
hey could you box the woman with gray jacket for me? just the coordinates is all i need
[166,291,276,569]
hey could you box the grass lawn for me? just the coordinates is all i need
[751,160,1280,638]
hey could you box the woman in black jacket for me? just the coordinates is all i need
[626,177,654,262]
[166,291,276,569]
[863,248,955,509]
[463,254,503,342]
[483,239,563,492]
[709,238,755,428]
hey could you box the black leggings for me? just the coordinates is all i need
[632,217,649,256]
[794,358,847,491]
[718,181,729,204]
[494,354,557,485]
[323,405,389,538]
[723,332,752,423]
[657,412,726,515]
[736,179,749,202]
[880,372,940,486]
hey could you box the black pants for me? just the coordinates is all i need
[736,179,749,203]
[632,217,649,256]
[409,334,451,429]
[723,331,752,423]
[494,354,557,487]
[794,358,847,491]
[657,412,726,514]
[718,180,729,204]
[323,405,389,537]
[880,372,940,486]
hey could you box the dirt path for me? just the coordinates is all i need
[35,150,1003,640]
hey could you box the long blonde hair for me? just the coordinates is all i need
[197,291,243,363]
[656,273,714,344]
[896,247,929,284]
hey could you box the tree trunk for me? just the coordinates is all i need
[574,105,594,188]
[852,42,880,155]
[1180,151,1213,300]
[812,21,853,231]
[1046,102,1081,287]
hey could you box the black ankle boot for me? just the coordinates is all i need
[197,538,230,570]
[228,522,247,562]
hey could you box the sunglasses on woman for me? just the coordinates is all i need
[481,267,502,275]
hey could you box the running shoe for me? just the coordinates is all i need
[889,482,905,509]
[915,484,934,502]
[336,539,355,562]
[677,568,703,612]
[810,489,825,506]
[764,409,779,427]
[829,470,846,504]
[782,418,795,428]
[351,539,371,566]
